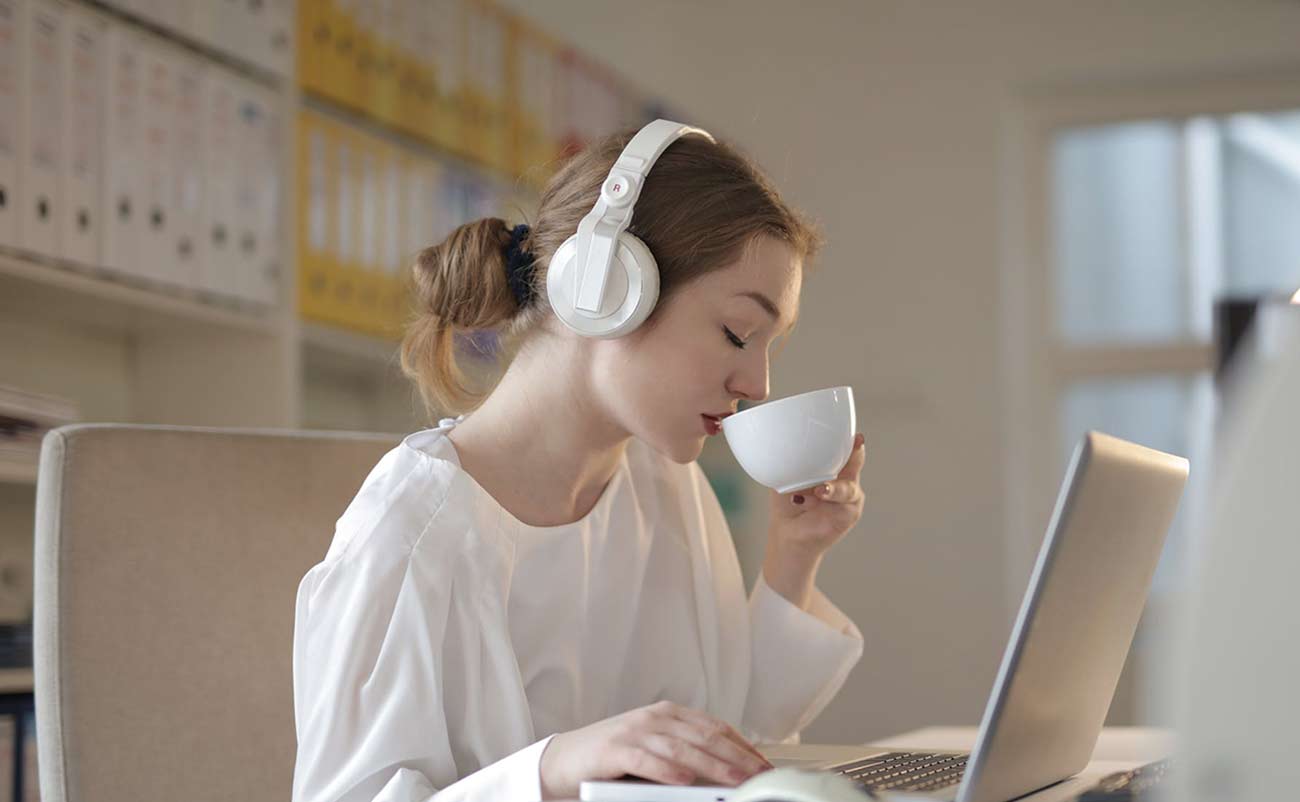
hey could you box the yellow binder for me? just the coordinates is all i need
[430,0,466,157]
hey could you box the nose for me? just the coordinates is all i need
[727,351,770,405]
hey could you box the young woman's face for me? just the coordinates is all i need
[594,234,803,463]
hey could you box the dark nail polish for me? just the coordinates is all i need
[793,495,805,505]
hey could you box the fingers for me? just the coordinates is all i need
[640,734,752,787]
[627,702,769,787]
[619,745,696,786]
[660,702,770,765]
[659,710,772,776]
[837,433,867,480]
[812,479,864,505]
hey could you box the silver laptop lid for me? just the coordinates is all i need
[957,431,1188,802]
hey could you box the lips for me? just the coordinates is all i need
[701,412,733,436]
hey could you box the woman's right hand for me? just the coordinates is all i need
[538,700,774,799]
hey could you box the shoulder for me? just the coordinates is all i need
[297,423,514,622]
[321,425,465,564]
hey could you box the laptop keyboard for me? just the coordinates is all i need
[833,751,970,793]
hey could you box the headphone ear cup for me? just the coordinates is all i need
[547,233,660,339]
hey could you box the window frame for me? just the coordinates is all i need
[1000,70,1300,619]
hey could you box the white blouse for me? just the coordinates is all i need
[292,415,863,802]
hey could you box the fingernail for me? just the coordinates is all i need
[818,484,831,496]
[792,494,805,505]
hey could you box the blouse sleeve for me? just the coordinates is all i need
[686,461,864,743]
[741,571,864,742]
[291,509,552,802]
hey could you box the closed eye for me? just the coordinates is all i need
[723,326,747,350]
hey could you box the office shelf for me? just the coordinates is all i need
[0,249,283,339]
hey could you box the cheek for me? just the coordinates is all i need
[593,333,722,428]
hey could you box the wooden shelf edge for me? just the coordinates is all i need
[299,321,401,365]
[0,668,34,695]
[0,248,284,337]
[0,461,38,487]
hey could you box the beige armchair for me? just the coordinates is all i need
[33,424,397,802]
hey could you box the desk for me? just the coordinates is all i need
[761,726,1172,801]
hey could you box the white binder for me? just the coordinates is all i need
[0,0,21,250]
[58,4,103,266]
[212,0,250,74]
[170,49,206,291]
[199,66,239,300]
[101,22,147,282]
[186,0,215,55]
[139,38,177,286]
[239,80,281,306]
[256,0,293,78]
[18,0,63,258]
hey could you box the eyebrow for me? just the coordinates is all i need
[736,291,798,335]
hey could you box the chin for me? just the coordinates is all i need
[666,437,706,465]
[636,430,704,465]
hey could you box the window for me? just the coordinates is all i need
[1050,108,1300,591]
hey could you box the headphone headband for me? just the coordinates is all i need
[570,120,715,315]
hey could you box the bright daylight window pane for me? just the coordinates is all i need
[1052,122,1187,345]
[1222,110,1300,298]
[1059,373,1213,592]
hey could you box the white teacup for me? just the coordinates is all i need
[721,386,856,494]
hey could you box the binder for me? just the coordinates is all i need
[211,0,248,76]
[241,80,281,306]
[355,128,382,333]
[296,109,335,324]
[260,0,293,78]
[58,4,103,267]
[391,0,421,139]
[169,49,206,290]
[377,138,404,338]
[366,0,398,128]
[229,75,264,304]
[330,119,360,326]
[0,0,23,251]
[556,48,587,158]
[297,0,324,94]
[216,0,292,78]
[319,0,352,107]
[396,151,430,335]
[464,0,507,172]
[407,0,437,141]
[100,22,148,282]
[198,65,239,299]
[428,0,464,156]
[335,0,366,111]
[18,0,64,258]
[433,162,467,250]
[139,38,178,286]
[510,19,559,188]
[187,0,216,57]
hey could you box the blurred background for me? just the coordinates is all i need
[2,0,1300,796]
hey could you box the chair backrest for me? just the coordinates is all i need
[33,424,398,802]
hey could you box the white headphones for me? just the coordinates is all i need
[546,119,715,338]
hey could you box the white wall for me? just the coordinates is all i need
[498,0,1300,744]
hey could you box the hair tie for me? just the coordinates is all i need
[504,224,536,308]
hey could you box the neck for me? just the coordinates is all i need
[446,332,629,527]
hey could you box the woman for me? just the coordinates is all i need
[292,120,868,802]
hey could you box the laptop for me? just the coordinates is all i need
[581,431,1189,802]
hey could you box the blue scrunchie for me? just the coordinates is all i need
[504,224,536,308]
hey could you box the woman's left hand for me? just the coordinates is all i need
[767,432,867,557]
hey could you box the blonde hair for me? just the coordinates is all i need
[400,127,823,418]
